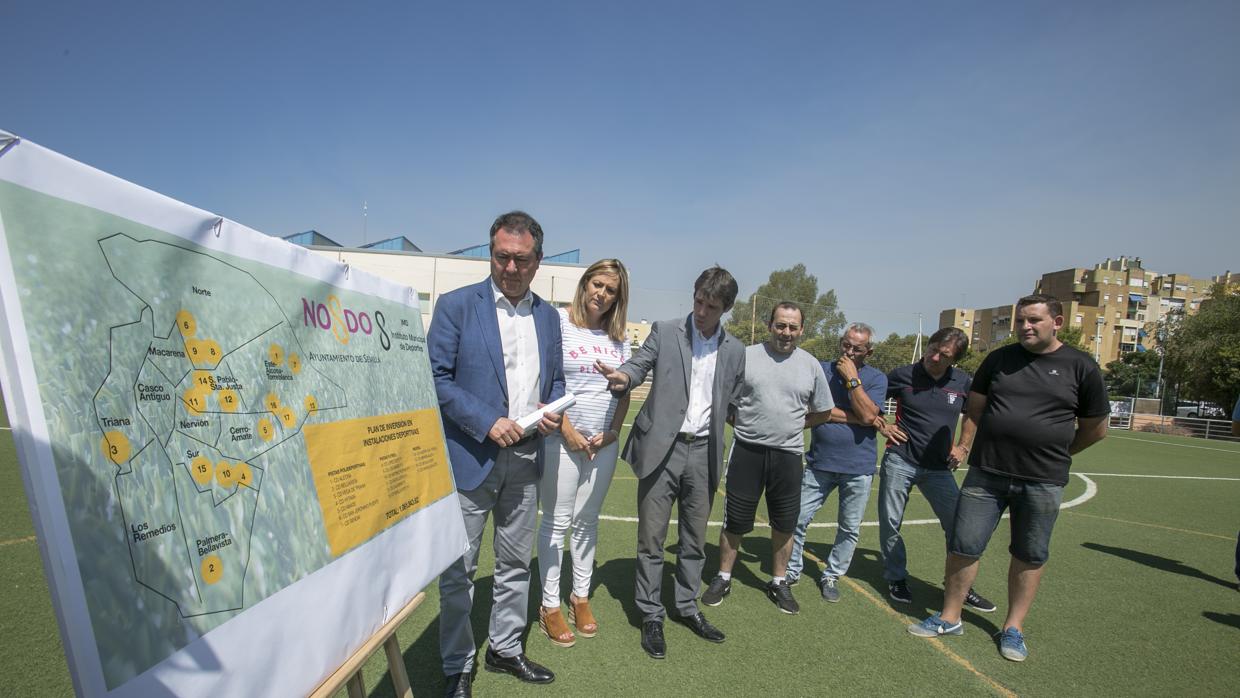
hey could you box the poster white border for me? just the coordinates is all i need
[0,130,467,697]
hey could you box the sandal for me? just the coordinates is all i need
[568,594,598,638]
[539,605,576,648]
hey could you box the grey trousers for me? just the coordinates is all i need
[635,437,712,621]
[439,446,539,674]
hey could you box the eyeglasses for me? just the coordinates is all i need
[925,345,957,362]
[840,341,869,353]
[493,253,537,269]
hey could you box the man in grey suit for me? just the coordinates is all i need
[596,266,746,659]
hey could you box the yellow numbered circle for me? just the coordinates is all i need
[192,370,215,391]
[190,455,213,486]
[101,431,131,464]
[264,392,280,413]
[288,353,302,374]
[201,555,223,585]
[235,462,254,488]
[183,388,209,415]
[268,343,284,367]
[278,407,296,429]
[202,339,223,364]
[304,394,318,413]
[218,388,239,413]
[257,417,275,442]
[185,339,210,367]
[176,310,197,337]
[216,461,237,488]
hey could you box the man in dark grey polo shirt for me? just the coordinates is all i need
[877,327,994,612]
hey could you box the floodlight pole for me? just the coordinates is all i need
[1094,317,1105,362]
[750,299,756,344]
[911,313,923,363]
[1154,347,1165,399]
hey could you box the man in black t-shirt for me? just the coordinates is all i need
[877,327,994,613]
[909,294,1109,663]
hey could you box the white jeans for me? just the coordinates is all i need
[537,434,619,607]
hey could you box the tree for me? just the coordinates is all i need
[1058,325,1086,350]
[868,332,929,374]
[1161,282,1240,408]
[1146,309,1184,412]
[1104,350,1161,397]
[956,334,1017,374]
[724,264,846,359]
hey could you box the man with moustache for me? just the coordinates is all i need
[786,322,888,603]
[701,301,834,615]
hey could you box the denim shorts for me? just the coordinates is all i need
[949,467,1064,566]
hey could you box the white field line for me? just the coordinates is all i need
[1106,434,1240,454]
[1075,472,1240,481]
[591,473,1099,528]
[617,422,1240,454]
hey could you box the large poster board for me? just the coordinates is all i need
[0,131,467,696]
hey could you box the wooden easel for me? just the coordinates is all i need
[309,591,426,698]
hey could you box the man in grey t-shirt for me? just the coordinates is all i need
[701,302,835,614]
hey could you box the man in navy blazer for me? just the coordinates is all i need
[428,211,565,697]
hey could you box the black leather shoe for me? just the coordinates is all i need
[444,672,472,697]
[641,619,666,659]
[483,648,555,684]
[675,612,726,643]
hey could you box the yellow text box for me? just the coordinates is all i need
[304,409,453,558]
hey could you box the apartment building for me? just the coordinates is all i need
[940,256,1228,365]
[938,304,1015,351]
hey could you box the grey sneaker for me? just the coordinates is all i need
[765,579,800,615]
[701,575,731,607]
[888,579,912,604]
[908,614,964,637]
[820,575,840,603]
[998,627,1028,661]
[964,587,997,613]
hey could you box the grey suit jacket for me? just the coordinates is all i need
[617,314,746,493]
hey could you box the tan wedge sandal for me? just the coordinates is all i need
[539,605,576,648]
[568,594,598,638]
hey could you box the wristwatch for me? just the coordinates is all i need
[846,378,862,391]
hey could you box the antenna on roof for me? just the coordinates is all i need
[362,200,368,244]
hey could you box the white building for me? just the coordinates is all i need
[284,232,587,330]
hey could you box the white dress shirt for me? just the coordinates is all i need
[491,280,541,420]
[679,323,719,436]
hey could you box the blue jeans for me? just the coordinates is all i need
[950,467,1064,566]
[877,450,962,582]
[788,468,873,580]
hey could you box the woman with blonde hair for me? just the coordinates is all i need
[537,258,632,648]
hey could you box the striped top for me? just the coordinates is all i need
[558,308,631,437]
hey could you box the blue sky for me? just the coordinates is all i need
[5,1,1239,335]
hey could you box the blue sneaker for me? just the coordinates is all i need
[998,627,1028,661]
[907,614,963,637]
